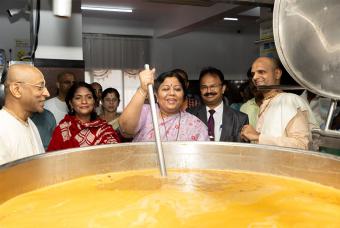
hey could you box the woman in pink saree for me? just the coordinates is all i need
[119,69,209,142]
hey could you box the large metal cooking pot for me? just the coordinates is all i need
[1,142,339,204]
[274,0,340,100]
[0,84,4,109]
[273,0,340,148]
[1,0,340,209]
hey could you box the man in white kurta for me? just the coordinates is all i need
[44,96,68,124]
[255,92,317,149]
[300,90,331,128]
[0,64,50,166]
[45,72,75,124]
[240,57,318,150]
[0,109,44,165]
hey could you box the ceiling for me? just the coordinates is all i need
[81,0,273,37]
[0,0,273,38]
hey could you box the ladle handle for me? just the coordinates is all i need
[324,100,338,131]
[145,64,167,177]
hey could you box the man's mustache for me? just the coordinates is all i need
[203,92,217,97]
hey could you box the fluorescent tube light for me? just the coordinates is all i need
[81,5,133,13]
[224,17,238,21]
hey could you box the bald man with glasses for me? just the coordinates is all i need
[0,64,50,165]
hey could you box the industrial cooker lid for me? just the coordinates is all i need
[273,0,340,100]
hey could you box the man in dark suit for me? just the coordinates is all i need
[187,67,248,142]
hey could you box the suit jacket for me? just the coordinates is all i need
[187,100,248,142]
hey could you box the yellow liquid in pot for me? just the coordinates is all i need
[0,169,340,227]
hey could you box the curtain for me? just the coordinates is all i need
[83,33,151,70]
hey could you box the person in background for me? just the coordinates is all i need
[91,82,103,114]
[0,64,50,165]
[228,81,244,111]
[239,82,252,104]
[31,108,56,150]
[45,72,75,124]
[240,80,263,128]
[99,87,121,130]
[241,57,318,149]
[319,108,340,156]
[172,68,201,111]
[47,82,120,152]
[119,69,209,142]
[331,109,340,131]
[187,67,248,142]
[300,90,331,129]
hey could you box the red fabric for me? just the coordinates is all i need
[47,115,120,152]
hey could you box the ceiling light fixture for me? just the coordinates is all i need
[81,5,133,13]
[53,0,72,18]
[224,17,238,21]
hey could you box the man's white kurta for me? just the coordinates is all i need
[45,97,68,124]
[0,109,45,166]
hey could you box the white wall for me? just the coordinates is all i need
[35,0,83,60]
[0,0,83,61]
[1,1,259,79]
[0,15,30,60]
[83,17,153,37]
[152,27,258,80]
[83,16,259,80]
[0,0,30,60]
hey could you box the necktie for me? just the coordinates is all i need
[207,109,215,141]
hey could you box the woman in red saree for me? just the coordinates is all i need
[47,82,120,152]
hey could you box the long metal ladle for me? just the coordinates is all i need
[145,64,167,177]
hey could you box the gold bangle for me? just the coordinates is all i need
[138,87,147,98]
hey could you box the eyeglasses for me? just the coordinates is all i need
[16,81,47,92]
[200,84,222,91]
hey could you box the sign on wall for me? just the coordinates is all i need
[15,39,30,61]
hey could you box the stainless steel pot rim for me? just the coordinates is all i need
[1,142,339,170]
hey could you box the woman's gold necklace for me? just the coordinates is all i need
[160,111,181,141]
